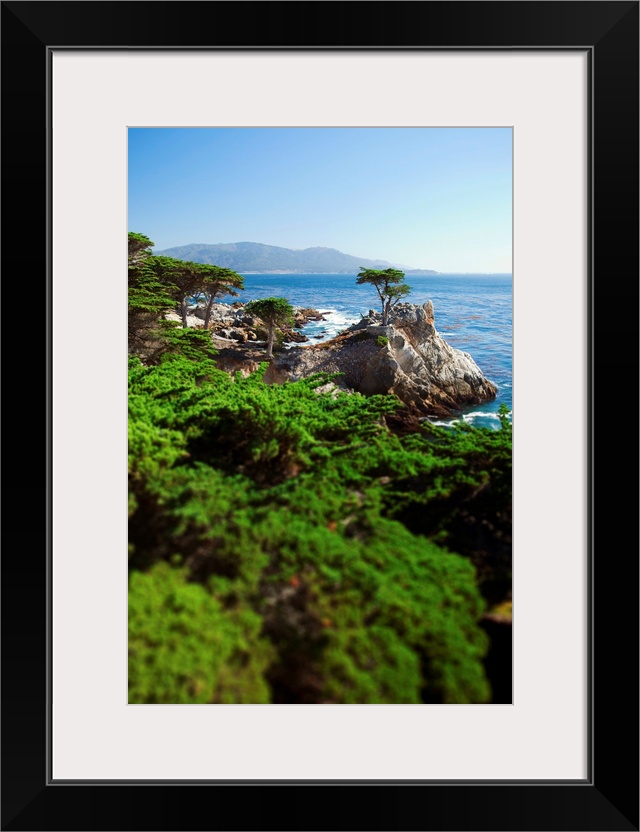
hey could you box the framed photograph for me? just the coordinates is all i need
[2,2,637,830]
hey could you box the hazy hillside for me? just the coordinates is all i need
[154,241,437,274]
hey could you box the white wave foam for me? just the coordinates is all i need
[462,411,501,422]
[320,308,359,326]
[301,308,360,342]
[427,410,510,430]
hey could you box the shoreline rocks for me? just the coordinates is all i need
[165,302,326,345]
[266,302,497,419]
[168,300,497,419]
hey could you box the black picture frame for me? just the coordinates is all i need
[2,2,638,830]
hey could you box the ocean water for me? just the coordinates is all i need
[224,273,512,430]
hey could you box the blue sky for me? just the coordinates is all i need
[128,127,512,273]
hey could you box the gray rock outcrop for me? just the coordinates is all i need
[166,303,326,345]
[266,301,497,419]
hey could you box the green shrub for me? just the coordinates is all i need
[252,505,489,704]
[376,335,389,347]
[128,562,273,703]
[128,352,510,703]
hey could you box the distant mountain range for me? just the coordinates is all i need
[154,242,437,275]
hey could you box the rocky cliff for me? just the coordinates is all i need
[265,301,497,419]
[173,299,497,420]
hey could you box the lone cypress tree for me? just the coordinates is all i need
[356,267,412,326]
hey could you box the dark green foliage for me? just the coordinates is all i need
[147,255,244,329]
[128,233,225,365]
[157,324,220,365]
[128,231,154,262]
[199,266,245,328]
[128,232,177,358]
[128,354,510,704]
[383,414,513,604]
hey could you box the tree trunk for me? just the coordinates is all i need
[204,297,215,329]
[180,298,189,328]
[266,323,275,359]
[382,299,390,327]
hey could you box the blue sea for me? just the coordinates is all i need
[224,273,512,430]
